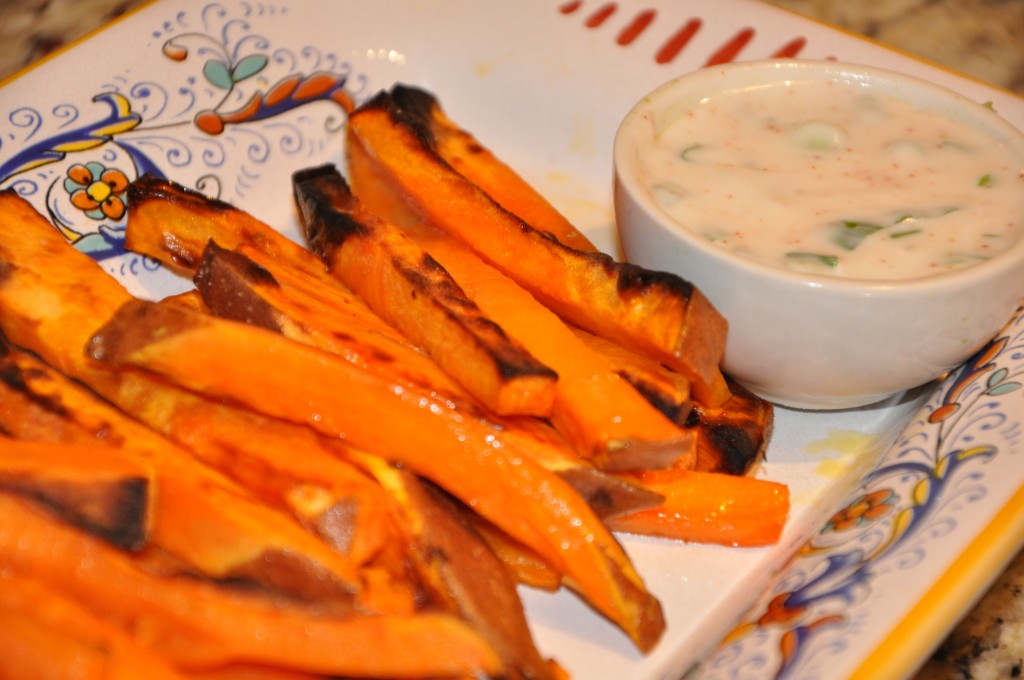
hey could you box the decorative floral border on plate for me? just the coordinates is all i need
[1,2,366,275]
[697,306,1024,678]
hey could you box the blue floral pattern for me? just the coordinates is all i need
[698,307,1024,678]
[0,2,364,266]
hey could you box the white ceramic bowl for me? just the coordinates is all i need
[614,59,1024,410]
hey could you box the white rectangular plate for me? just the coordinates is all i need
[2,1,1023,678]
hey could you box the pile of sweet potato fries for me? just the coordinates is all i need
[0,84,786,679]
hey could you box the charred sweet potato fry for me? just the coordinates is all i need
[0,335,404,593]
[194,239,662,521]
[513,330,770,476]
[293,164,558,418]
[88,298,666,652]
[125,175,330,281]
[345,90,731,406]
[0,192,371,605]
[194,240,464,396]
[298,168,694,471]
[0,439,153,551]
[686,379,775,475]
[0,493,503,678]
[388,83,598,252]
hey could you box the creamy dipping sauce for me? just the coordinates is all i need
[638,79,1024,279]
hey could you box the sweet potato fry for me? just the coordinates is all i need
[127,176,419,355]
[412,228,696,471]
[125,175,329,281]
[0,494,503,678]
[554,332,772,475]
[686,378,775,475]
[607,468,790,547]
[0,192,370,605]
[88,298,666,652]
[129,176,477,400]
[0,345,366,605]
[298,167,694,471]
[345,91,731,406]
[195,236,464,396]
[0,439,153,551]
[0,335,402,590]
[357,455,563,680]
[0,573,185,680]
[193,239,662,519]
[388,83,598,252]
[293,164,558,418]
[469,516,563,591]
[570,326,693,426]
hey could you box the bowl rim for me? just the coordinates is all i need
[613,58,1024,296]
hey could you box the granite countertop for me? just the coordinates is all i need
[2,0,1023,678]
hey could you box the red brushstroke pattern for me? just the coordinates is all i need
[586,3,617,27]
[617,9,656,45]
[656,18,702,63]
[561,2,814,65]
[772,36,807,58]
[705,27,755,65]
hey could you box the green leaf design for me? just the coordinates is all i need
[232,54,269,83]
[203,60,234,90]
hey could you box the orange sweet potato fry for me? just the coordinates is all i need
[194,239,464,396]
[469,516,563,592]
[345,91,732,407]
[0,574,185,680]
[0,439,153,551]
[570,326,693,426]
[125,175,329,281]
[357,454,563,680]
[608,468,790,547]
[304,167,693,471]
[89,298,665,652]
[388,84,599,252]
[192,239,662,520]
[0,193,371,605]
[0,338,403,592]
[0,493,503,678]
[293,164,558,418]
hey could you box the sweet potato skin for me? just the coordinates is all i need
[358,456,563,680]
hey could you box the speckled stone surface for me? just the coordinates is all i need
[2,1,1023,678]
